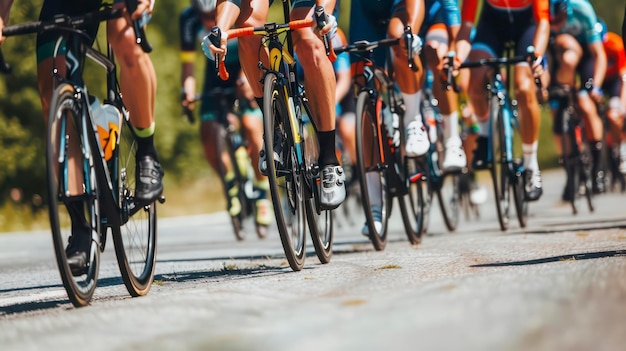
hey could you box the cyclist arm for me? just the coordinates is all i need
[588,40,607,89]
[180,7,202,106]
[0,0,15,44]
[404,0,422,33]
[457,0,479,63]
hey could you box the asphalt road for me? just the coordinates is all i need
[0,169,625,351]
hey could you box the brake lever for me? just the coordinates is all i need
[125,0,153,53]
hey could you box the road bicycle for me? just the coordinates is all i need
[183,88,268,240]
[419,67,461,233]
[548,84,594,214]
[447,46,538,231]
[210,2,335,271]
[335,31,425,250]
[1,3,160,307]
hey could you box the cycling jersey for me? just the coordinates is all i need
[462,0,549,24]
[604,32,626,79]
[179,6,254,122]
[462,0,549,58]
[226,0,315,9]
[37,0,124,63]
[551,0,600,45]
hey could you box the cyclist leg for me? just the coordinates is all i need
[36,0,103,274]
[107,0,163,204]
[514,26,544,201]
[291,3,346,210]
[423,22,466,171]
[603,77,626,173]
[388,3,429,158]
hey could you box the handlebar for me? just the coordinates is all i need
[213,14,336,81]
[0,1,153,74]
[444,46,541,93]
[333,37,400,55]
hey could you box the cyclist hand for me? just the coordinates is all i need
[314,10,337,39]
[401,32,422,60]
[181,89,196,111]
[530,55,545,78]
[0,17,6,45]
[131,0,154,21]
[202,26,227,61]
[589,85,604,103]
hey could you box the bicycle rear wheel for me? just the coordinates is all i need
[264,72,307,271]
[111,118,158,297]
[47,83,100,307]
[512,163,527,228]
[355,90,390,251]
[490,96,511,231]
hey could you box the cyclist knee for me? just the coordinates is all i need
[108,25,144,68]
[294,37,326,67]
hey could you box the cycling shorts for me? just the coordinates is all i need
[549,37,595,90]
[348,0,400,67]
[602,75,624,100]
[472,3,536,58]
[36,0,124,63]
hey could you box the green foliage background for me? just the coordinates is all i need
[0,0,624,226]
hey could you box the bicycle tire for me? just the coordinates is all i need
[263,72,307,271]
[111,119,157,297]
[398,157,425,244]
[355,90,390,251]
[581,143,595,212]
[217,126,247,241]
[434,132,460,232]
[490,95,511,231]
[300,101,334,264]
[46,83,100,307]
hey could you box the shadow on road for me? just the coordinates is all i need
[471,250,626,267]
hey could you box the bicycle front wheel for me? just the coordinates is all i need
[301,106,334,264]
[490,95,511,231]
[47,83,100,307]
[355,90,390,251]
[264,72,307,271]
[398,157,425,244]
[434,133,460,232]
[111,114,158,297]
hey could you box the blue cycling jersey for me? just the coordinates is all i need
[553,0,601,45]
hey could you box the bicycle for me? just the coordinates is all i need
[420,67,462,233]
[334,31,426,250]
[211,3,335,271]
[1,3,160,307]
[548,84,594,214]
[446,46,538,231]
[183,88,269,240]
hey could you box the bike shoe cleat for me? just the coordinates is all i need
[320,165,346,210]
[361,204,383,237]
[405,121,430,157]
[524,169,543,201]
[472,136,489,170]
[135,155,164,204]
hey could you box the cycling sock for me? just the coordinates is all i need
[443,111,460,141]
[401,91,423,128]
[253,178,269,191]
[477,117,489,137]
[318,130,339,166]
[522,141,539,171]
[66,197,88,230]
[136,134,158,160]
[224,169,235,183]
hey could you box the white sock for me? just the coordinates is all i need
[402,91,423,128]
[477,117,489,137]
[522,141,539,171]
[443,111,460,142]
[366,173,382,207]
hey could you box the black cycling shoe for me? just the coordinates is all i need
[66,224,92,276]
[135,155,164,204]
[524,169,543,201]
[561,183,574,202]
[472,136,489,170]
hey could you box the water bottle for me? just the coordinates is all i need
[91,97,122,161]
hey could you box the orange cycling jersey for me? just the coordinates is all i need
[604,32,626,78]
[462,0,549,24]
